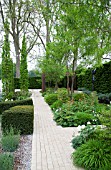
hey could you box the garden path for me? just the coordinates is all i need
[31,89,83,170]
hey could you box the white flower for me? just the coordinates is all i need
[110,101,111,104]
[5,98,8,101]
[81,125,85,129]
[87,121,91,125]
[11,99,13,101]
[77,125,81,131]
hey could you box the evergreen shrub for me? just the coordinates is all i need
[14,77,42,89]
[2,105,34,134]
[0,98,33,115]
[77,61,111,93]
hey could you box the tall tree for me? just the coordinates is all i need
[2,19,14,100]
[0,0,41,77]
[20,35,29,92]
[47,0,111,93]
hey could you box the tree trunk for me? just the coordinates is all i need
[66,64,70,95]
[13,35,20,78]
[71,49,78,97]
[55,82,58,90]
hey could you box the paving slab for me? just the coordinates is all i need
[31,89,83,170]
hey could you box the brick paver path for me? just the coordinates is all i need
[31,90,83,170]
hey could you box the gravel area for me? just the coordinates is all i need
[14,135,32,170]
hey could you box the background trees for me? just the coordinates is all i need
[0,0,111,92]
[20,35,28,92]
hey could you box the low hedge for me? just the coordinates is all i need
[14,77,42,89]
[2,105,34,135]
[0,98,33,115]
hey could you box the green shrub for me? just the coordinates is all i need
[51,100,63,110]
[75,112,95,125]
[0,153,14,170]
[44,93,58,105]
[53,103,78,127]
[99,109,111,140]
[72,92,86,101]
[42,91,47,97]
[72,125,96,149]
[13,91,31,100]
[57,88,69,103]
[72,139,111,170]
[108,93,111,101]
[0,98,33,115]
[1,127,20,152]
[2,105,34,135]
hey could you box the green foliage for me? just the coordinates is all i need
[72,125,96,149]
[0,98,33,114]
[13,91,31,100]
[2,19,14,100]
[2,105,34,134]
[39,57,66,88]
[53,104,77,127]
[44,93,58,105]
[77,61,111,93]
[57,88,69,103]
[51,100,63,110]
[108,93,111,101]
[53,105,95,127]
[20,35,29,92]
[99,109,111,140]
[53,92,100,127]
[29,77,42,89]
[14,77,42,89]
[75,112,95,126]
[0,153,14,170]
[72,92,86,101]
[72,139,111,170]
[98,93,110,104]
[1,127,20,152]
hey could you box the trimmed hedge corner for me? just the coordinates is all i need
[1,105,34,135]
[0,98,33,115]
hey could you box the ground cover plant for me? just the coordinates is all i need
[72,105,111,170]
[71,125,97,149]
[72,139,111,170]
[52,91,100,127]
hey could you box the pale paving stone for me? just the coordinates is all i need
[31,89,83,170]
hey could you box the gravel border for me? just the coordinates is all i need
[14,135,32,170]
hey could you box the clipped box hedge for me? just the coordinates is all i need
[0,98,33,115]
[2,105,34,135]
[14,77,42,89]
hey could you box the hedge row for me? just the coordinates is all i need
[14,77,42,89]
[77,61,111,93]
[0,98,33,115]
[2,105,34,134]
